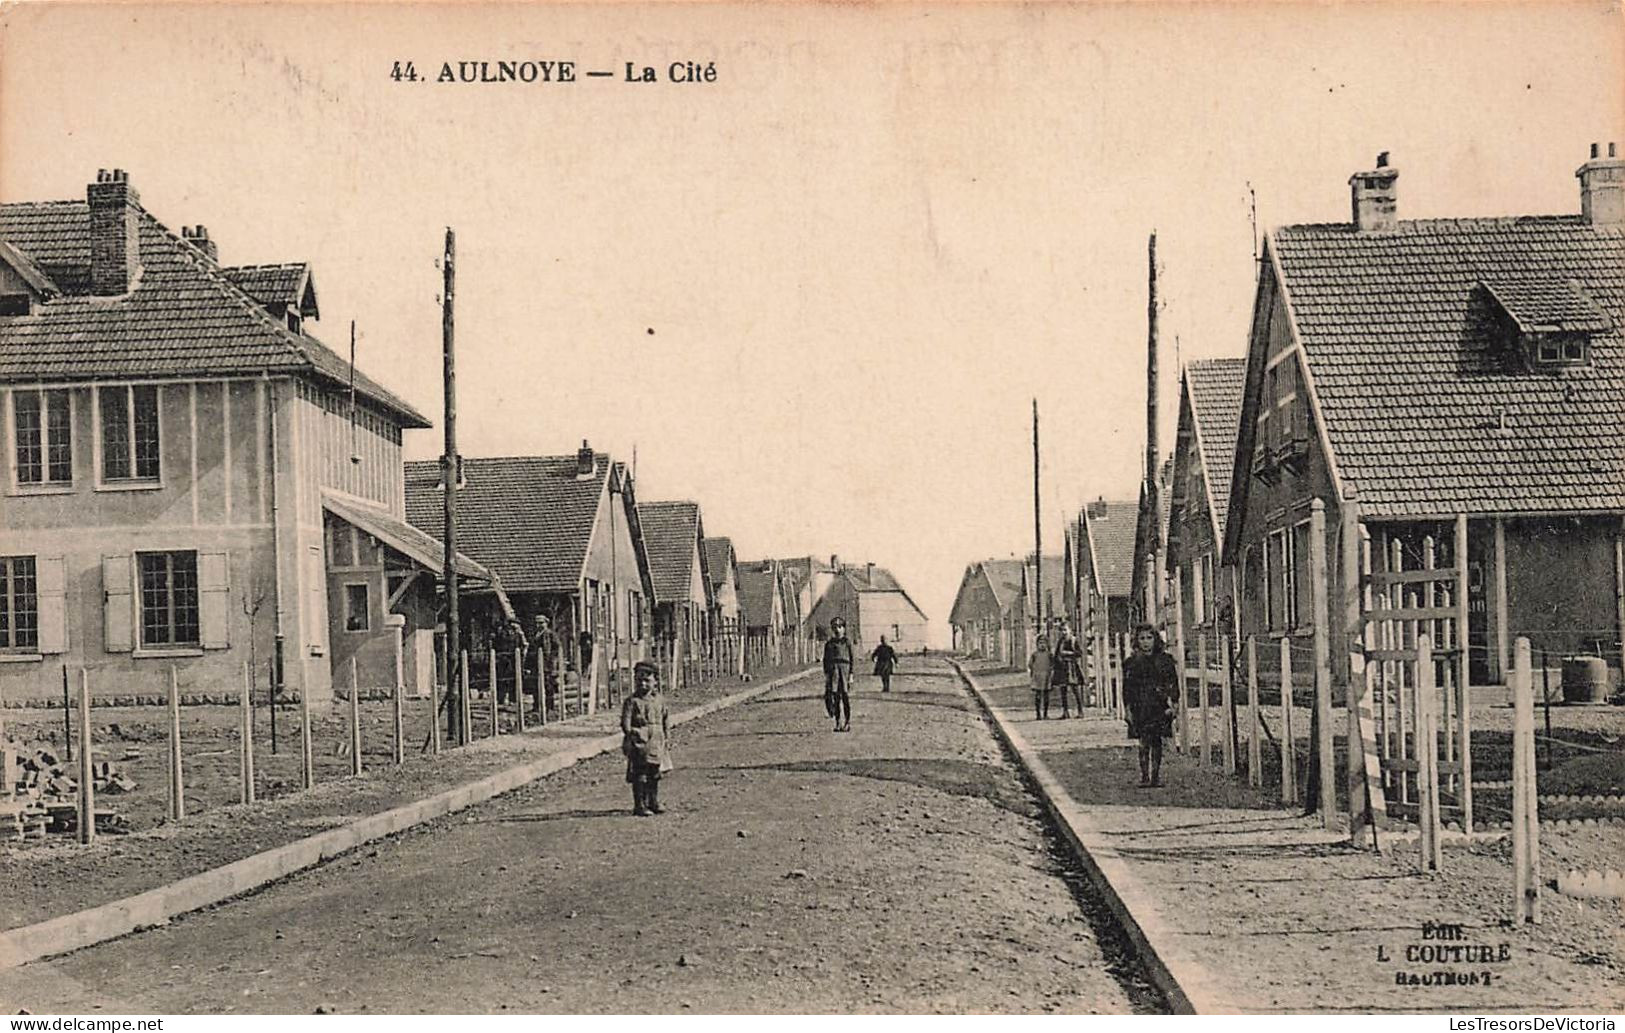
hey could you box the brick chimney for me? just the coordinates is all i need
[1349,152,1399,233]
[830,554,840,572]
[575,439,595,478]
[87,168,142,295]
[865,562,876,584]
[1578,142,1624,227]
[181,225,218,262]
[1086,497,1108,519]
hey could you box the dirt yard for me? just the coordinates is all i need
[0,664,801,931]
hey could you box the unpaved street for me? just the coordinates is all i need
[1,659,1163,1014]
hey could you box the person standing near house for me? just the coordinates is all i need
[823,617,855,732]
[1123,623,1179,788]
[1052,620,1085,717]
[1028,634,1053,720]
[621,661,670,816]
[870,635,899,693]
[531,615,561,717]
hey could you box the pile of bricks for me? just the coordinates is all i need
[2,746,135,838]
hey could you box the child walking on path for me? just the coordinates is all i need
[621,661,670,816]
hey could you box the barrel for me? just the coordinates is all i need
[1561,655,1610,705]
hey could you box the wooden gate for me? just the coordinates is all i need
[1360,517,1474,831]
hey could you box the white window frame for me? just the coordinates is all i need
[8,387,74,492]
[1291,518,1313,633]
[0,554,40,653]
[94,384,163,490]
[137,549,201,650]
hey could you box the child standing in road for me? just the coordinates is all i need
[1028,634,1053,720]
[621,661,670,816]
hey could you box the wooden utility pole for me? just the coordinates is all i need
[441,228,464,746]
[1144,232,1160,624]
[1032,398,1042,640]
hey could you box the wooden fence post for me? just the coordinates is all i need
[1246,636,1261,787]
[534,649,546,728]
[1415,634,1442,872]
[460,650,472,741]
[391,620,406,766]
[241,660,258,803]
[168,666,185,821]
[77,669,93,845]
[1511,637,1541,922]
[488,648,500,738]
[430,645,444,754]
[299,655,314,790]
[1454,513,1473,832]
[1197,632,1210,766]
[1170,574,1188,752]
[1280,636,1296,804]
[1220,636,1235,775]
[348,656,362,777]
[513,647,525,734]
[1391,536,1411,808]
[1310,499,1336,828]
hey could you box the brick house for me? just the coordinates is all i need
[1164,358,1246,662]
[0,169,498,704]
[1223,147,1625,689]
[404,445,653,709]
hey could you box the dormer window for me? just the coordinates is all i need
[1479,279,1608,372]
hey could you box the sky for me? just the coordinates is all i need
[2,2,1621,645]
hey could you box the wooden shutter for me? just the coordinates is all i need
[199,550,230,649]
[36,555,67,654]
[103,554,133,652]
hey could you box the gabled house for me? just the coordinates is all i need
[775,554,838,662]
[636,500,713,672]
[702,536,740,630]
[1076,498,1139,649]
[948,558,1024,661]
[1165,358,1246,661]
[737,558,788,664]
[808,562,928,650]
[0,169,499,704]
[404,443,653,708]
[1223,147,1625,689]
[1129,457,1175,632]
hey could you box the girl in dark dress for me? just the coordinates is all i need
[1122,623,1179,788]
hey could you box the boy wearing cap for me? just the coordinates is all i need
[823,617,855,731]
[621,661,670,816]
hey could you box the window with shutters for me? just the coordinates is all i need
[0,556,38,651]
[12,389,72,486]
[138,550,199,647]
[98,385,160,483]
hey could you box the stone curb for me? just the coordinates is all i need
[950,660,1241,1016]
[0,668,815,970]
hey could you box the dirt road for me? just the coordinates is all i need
[0,659,1163,1014]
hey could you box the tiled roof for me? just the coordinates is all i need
[841,563,901,593]
[403,454,608,594]
[221,263,317,317]
[1185,358,1246,535]
[981,559,1026,611]
[737,561,780,629]
[701,537,735,592]
[0,239,60,296]
[1271,216,1625,513]
[1480,278,1611,335]
[1083,501,1138,598]
[0,199,426,426]
[638,501,705,605]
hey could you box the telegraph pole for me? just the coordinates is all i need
[1033,398,1042,637]
[441,228,464,746]
[1144,232,1160,625]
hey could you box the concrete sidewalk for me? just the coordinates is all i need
[957,662,1621,1014]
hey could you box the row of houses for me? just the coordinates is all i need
[956,144,1625,691]
[0,169,926,707]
